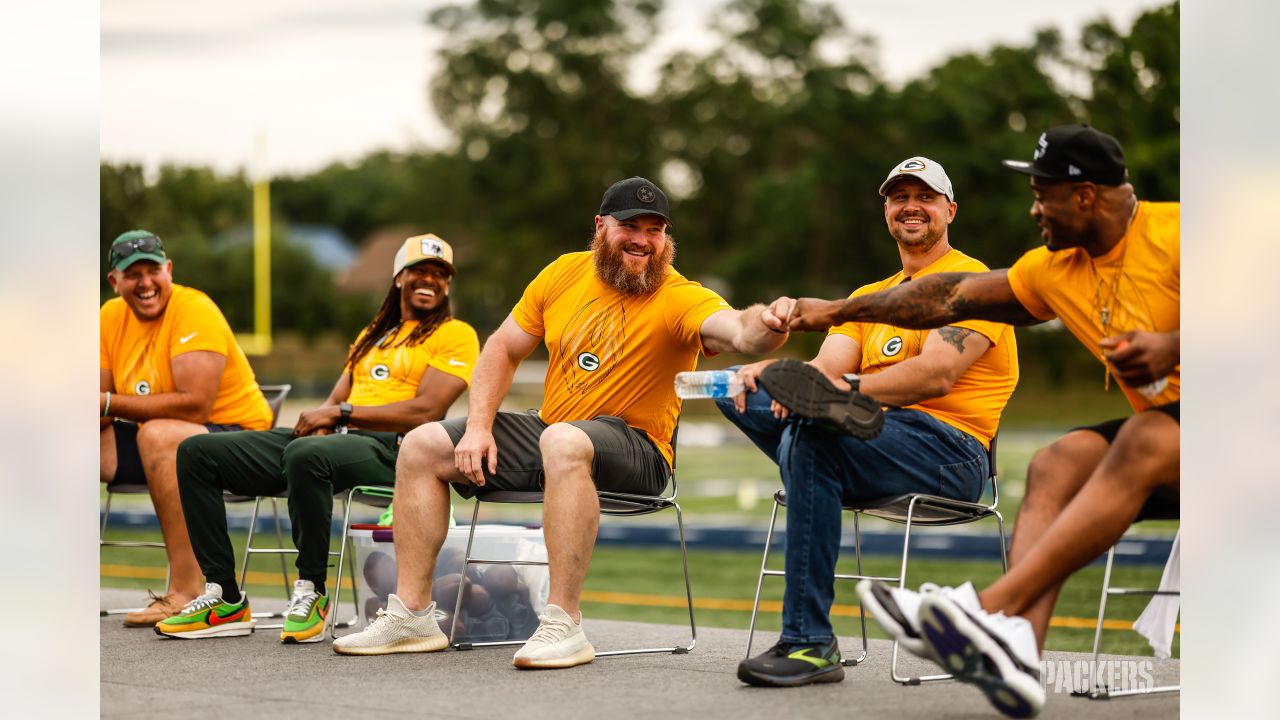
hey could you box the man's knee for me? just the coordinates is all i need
[397,422,457,479]
[136,418,206,458]
[281,435,333,480]
[539,423,593,476]
[1106,412,1180,490]
[1025,431,1107,506]
[175,433,218,487]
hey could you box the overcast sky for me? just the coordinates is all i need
[101,0,1169,176]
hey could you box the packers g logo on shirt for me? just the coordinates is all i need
[134,380,151,395]
[882,336,903,357]
[370,364,390,381]
[577,352,601,372]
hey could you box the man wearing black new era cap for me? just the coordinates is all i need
[336,177,796,666]
[781,125,1180,717]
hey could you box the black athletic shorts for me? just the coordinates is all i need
[1072,400,1180,443]
[109,419,244,487]
[439,410,671,499]
[1073,401,1180,520]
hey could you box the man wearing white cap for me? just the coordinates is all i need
[722,157,1020,687]
[159,234,479,645]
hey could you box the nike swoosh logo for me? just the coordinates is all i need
[448,358,467,367]
[207,605,247,626]
[179,333,199,344]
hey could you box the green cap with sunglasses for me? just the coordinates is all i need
[109,230,168,271]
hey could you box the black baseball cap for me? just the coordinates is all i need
[1002,124,1127,186]
[598,176,673,227]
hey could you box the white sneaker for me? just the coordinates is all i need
[918,592,1045,718]
[856,580,979,660]
[331,594,449,656]
[512,604,595,669]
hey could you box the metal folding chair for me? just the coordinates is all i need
[100,383,292,616]
[1078,495,1180,700]
[746,434,1007,683]
[449,428,695,658]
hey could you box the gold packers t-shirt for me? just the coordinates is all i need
[345,318,480,408]
[829,249,1019,448]
[512,251,731,465]
[100,284,272,430]
[1007,201,1179,411]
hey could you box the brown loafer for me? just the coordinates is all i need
[122,591,185,628]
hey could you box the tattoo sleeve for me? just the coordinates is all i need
[937,326,974,353]
[837,272,1040,328]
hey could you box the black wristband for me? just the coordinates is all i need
[841,373,861,392]
[339,401,353,425]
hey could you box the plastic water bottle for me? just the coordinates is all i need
[674,370,744,399]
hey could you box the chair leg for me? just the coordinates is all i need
[891,497,953,685]
[994,509,1009,573]
[239,496,263,594]
[845,511,868,666]
[671,501,695,653]
[271,497,291,597]
[745,497,783,658]
[328,493,356,639]
[450,501,484,649]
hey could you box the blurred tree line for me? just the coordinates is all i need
[101,0,1178,384]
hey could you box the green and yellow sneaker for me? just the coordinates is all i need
[737,638,845,687]
[280,580,329,644]
[154,583,256,639]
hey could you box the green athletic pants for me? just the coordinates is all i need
[175,428,399,587]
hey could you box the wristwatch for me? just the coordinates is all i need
[338,401,354,425]
[841,373,861,392]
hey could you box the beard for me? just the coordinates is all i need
[590,226,675,296]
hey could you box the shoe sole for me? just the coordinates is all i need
[332,634,449,656]
[153,620,257,639]
[512,645,596,669]
[736,662,845,687]
[855,580,931,660]
[281,628,326,644]
[758,360,883,439]
[918,596,1044,719]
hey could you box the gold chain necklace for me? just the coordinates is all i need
[1093,201,1138,391]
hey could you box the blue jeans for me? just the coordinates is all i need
[716,381,989,644]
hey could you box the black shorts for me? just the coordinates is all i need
[439,411,671,499]
[1072,400,1180,443]
[109,419,244,486]
[1073,401,1180,520]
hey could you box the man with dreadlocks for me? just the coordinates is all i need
[159,234,479,644]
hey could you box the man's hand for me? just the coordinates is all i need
[731,359,778,414]
[1101,330,1179,387]
[293,405,340,437]
[454,426,498,487]
[760,297,795,334]
[787,298,846,332]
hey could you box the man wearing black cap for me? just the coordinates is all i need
[784,125,1179,717]
[101,230,274,626]
[334,177,794,667]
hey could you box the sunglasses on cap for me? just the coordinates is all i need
[110,234,165,266]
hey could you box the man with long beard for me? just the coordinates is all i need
[334,176,793,667]
[719,157,1019,687]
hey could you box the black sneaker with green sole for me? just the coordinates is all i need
[737,639,845,687]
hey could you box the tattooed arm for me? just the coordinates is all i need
[855,326,993,406]
[787,270,1041,332]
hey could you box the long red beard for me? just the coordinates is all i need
[590,228,676,296]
